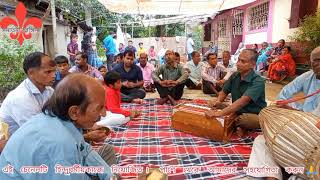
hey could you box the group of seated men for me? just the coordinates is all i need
[0,43,319,179]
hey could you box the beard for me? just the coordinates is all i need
[76,63,83,68]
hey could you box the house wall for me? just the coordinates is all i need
[244,0,320,44]
[0,1,84,58]
[242,0,270,44]
[271,0,296,42]
[244,32,268,45]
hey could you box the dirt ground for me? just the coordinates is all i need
[146,82,285,104]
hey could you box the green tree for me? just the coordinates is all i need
[291,10,320,54]
[0,37,40,100]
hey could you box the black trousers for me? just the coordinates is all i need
[120,87,146,102]
[185,78,202,89]
[202,80,222,94]
[154,82,185,100]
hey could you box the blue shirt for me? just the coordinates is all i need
[0,78,54,136]
[278,70,320,116]
[125,46,137,53]
[0,113,112,180]
[103,35,116,55]
[113,63,143,83]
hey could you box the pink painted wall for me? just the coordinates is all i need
[240,0,274,44]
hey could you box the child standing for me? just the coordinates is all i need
[67,33,79,66]
[53,55,70,88]
[97,71,141,127]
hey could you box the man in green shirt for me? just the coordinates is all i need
[152,50,188,105]
[205,49,267,137]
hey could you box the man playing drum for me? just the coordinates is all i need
[247,46,320,180]
[205,49,267,137]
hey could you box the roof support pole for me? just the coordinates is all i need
[50,0,57,56]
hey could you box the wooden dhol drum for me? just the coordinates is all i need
[171,103,235,142]
[259,106,320,179]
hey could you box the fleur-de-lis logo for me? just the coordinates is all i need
[0,2,42,45]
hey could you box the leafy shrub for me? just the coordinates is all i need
[0,37,40,101]
[291,10,320,55]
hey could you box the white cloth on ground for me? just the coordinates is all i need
[247,135,283,180]
[97,111,130,127]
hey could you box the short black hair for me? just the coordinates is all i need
[54,55,69,64]
[70,33,78,39]
[243,49,259,63]
[279,39,285,43]
[98,65,107,71]
[175,52,180,57]
[283,45,291,51]
[42,74,91,121]
[206,52,217,60]
[123,50,135,58]
[128,40,133,43]
[87,26,93,32]
[23,52,53,74]
[222,51,231,56]
[191,51,199,57]
[104,71,121,86]
[139,42,143,45]
[117,53,124,59]
[75,52,88,61]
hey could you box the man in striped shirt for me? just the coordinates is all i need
[201,53,225,96]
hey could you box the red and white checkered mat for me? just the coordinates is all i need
[92,99,260,180]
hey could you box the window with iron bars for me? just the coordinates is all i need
[232,10,244,35]
[248,1,269,31]
[218,18,227,37]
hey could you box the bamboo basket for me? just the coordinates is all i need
[259,106,320,179]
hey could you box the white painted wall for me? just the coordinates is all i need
[244,32,268,44]
[243,0,320,44]
[129,37,187,56]
[271,0,296,42]
[55,24,69,57]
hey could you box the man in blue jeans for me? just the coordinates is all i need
[103,31,117,71]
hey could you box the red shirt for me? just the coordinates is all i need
[104,85,131,117]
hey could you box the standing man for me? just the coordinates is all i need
[103,31,117,71]
[137,52,155,92]
[125,40,137,54]
[205,49,267,137]
[113,50,146,103]
[137,42,147,58]
[186,33,195,61]
[81,26,96,67]
[152,50,188,105]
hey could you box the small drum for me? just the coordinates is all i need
[259,106,320,179]
[171,103,234,142]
